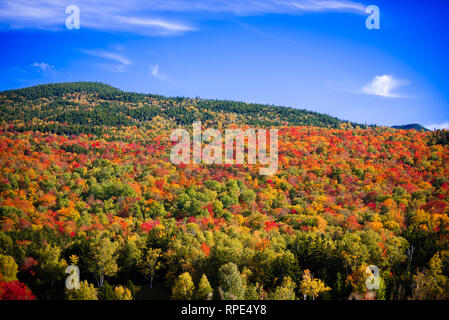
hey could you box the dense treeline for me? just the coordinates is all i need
[429,130,449,146]
[392,124,429,131]
[0,82,367,137]
[1,82,121,101]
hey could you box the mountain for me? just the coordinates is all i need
[0,82,364,137]
[392,123,429,131]
[1,82,449,301]
[1,82,430,137]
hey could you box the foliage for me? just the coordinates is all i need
[0,254,18,281]
[171,272,195,300]
[0,275,36,300]
[299,270,330,300]
[66,280,98,300]
[85,233,119,287]
[114,285,133,300]
[195,274,213,300]
[0,83,448,300]
[272,276,296,300]
[218,263,245,300]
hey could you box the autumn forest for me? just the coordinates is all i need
[1,82,449,300]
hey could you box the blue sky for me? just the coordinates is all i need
[0,0,448,129]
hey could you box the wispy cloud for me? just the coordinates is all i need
[0,0,196,36]
[114,16,196,33]
[30,62,54,72]
[81,49,131,66]
[424,122,449,131]
[150,64,169,81]
[0,0,366,35]
[361,75,409,98]
[150,64,160,78]
[80,49,131,72]
[134,0,366,15]
[278,0,365,13]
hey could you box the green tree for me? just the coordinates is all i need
[125,280,135,297]
[0,232,13,255]
[413,252,449,300]
[117,238,142,279]
[33,244,67,300]
[171,272,195,300]
[195,274,213,300]
[66,280,98,300]
[245,282,266,300]
[272,276,296,300]
[87,233,119,287]
[98,280,115,300]
[0,254,18,281]
[137,247,161,288]
[218,262,244,300]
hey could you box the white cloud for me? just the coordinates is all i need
[424,122,449,131]
[30,62,54,72]
[0,0,196,36]
[150,64,160,78]
[150,64,170,82]
[81,49,131,65]
[0,0,366,35]
[114,16,196,33]
[80,49,131,72]
[136,0,366,15]
[361,75,409,98]
[283,0,365,13]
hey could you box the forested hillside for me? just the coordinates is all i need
[0,82,448,301]
[0,82,363,138]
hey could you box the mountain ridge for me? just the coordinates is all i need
[0,81,424,134]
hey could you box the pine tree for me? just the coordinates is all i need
[195,274,213,300]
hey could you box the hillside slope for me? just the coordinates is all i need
[0,82,363,136]
[392,124,429,131]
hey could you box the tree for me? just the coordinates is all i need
[171,272,195,300]
[114,285,133,300]
[33,245,67,300]
[66,280,98,300]
[98,280,115,300]
[299,270,331,300]
[137,247,161,288]
[272,276,296,300]
[218,262,245,300]
[86,234,119,287]
[244,282,266,300]
[0,232,13,255]
[0,255,18,281]
[125,280,135,297]
[195,274,213,300]
[413,252,449,300]
[0,279,36,300]
[117,239,142,279]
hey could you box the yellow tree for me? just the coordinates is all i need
[137,247,161,288]
[171,272,195,300]
[299,269,331,300]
